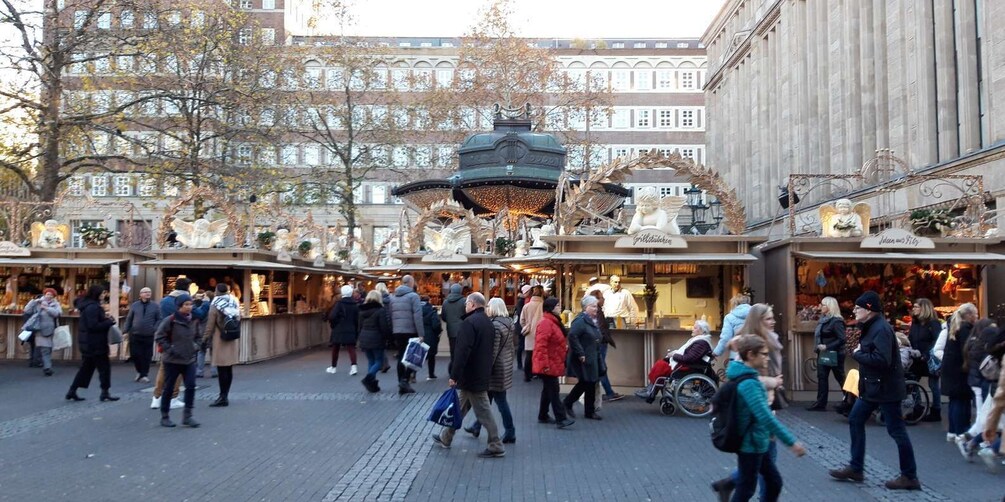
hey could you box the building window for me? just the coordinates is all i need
[611,42,624,49]
[303,145,320,166]
[656,70,673,89]
[73,10,87,29]
[238,29,251,45]
[392,147,409,168]
[589,71,608,91]
[635,70,651,90]
[280,145,297,165]
[680,148,695,159]
[113,175,132,196]
[90,176,108,196]
[305,64,322,88]
[116,55,133,72]
[612,70,630,91]
[97,12,111,29]
[681,109,695,128]
[436,69,453,88]
[633,42,646,48]
[415,146,431,167]
[567,108,585,130]
[676,42,690,48]
[391,69,409,90]
[655,42,668,48]
[71,220,103,248]
[138,177,157,197]
[414,69,432,91]
[191,10,205,27]
[120,10,134,28]
[588,108,608,130]
[142,12,157,29]
[237,144,253,165]
[658,110,673,128]
[263,0,275,8]
[635,109,650,128]
[567,146,584,168]
[681,71,695,90]
[239,0,252,9]
[613,147,630,159]
[588,145,607,167]
[371,185,387,204]
[436,146,453,167]
[612,108,630,129]
[261,28,275,45]
[68,177,84,196]
[168,11,181,25]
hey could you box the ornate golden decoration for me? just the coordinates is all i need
[156,187,244,248]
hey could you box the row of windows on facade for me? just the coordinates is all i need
[63,91,705,132]
[382,40,695,49]
[65,52,704,93]
[68,0,278,30]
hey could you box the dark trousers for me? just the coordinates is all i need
[130,336,154,378]
[217,365,234,399]
[563,380,597,416]
[523,351,534,381]
[394,333,416,383]
[732,450,783,502]
[447,336,457,366]
[161,362,196,412]
[331,344,357,366]
[426,339,438,377]
[948,397,972,434]
[848,399,918,479]
[515,333,525,369]
[814,355,846,406]
[70,354,111,391]
[539,375,567,421]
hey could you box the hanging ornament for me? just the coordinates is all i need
[815,270,828,288]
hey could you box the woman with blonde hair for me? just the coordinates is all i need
[907,298,943,422]
[713,293,752,360]
[942,303,977,439]
[465,297,517,442]
[807,297,846,411]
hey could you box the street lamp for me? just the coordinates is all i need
[683,185,723,235]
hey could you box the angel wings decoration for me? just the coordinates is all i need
[819,199,870,237]
[627,187,686,235]
[424,224,471,257]
[31,220,69,248]
[170,218,229,248]
[530,222,556,251]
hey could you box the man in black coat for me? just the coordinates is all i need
[432,293,504,458]
[830,291,920,491]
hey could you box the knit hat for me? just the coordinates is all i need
[174,293,192,307]
[543,297,560,313]
[43,288,58,297]
[340,285,353,297]
[450,283,462,294]
[855,291,882,312]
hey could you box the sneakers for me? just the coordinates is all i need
[431,433,450,449]
[349,364,358,376]
[477,448,505,458]
[170,398,184,409]
[602,393,625,402]
[884,476,921,490]
[326,366,337,374]
[135,374,143,382]
[978,446,1000,471]
[151,396,160,409]
[955,434,975,462]
[711,477,735,502]
[946,432,959,443]
[828,466,864,482]
[140,376,150,383]
[556,418,575,429]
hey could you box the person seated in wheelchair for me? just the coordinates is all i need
[635,320,714,402]
[896,332,922,374]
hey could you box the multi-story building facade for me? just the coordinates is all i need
[59,1,707,250]
[703,0,1005,231]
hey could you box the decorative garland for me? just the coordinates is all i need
[155,186,244,248]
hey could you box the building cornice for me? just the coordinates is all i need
[703,0,782,91]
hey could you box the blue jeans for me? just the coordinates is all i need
[160,362,196,412]
[730,440,776,501]
[600,343,615,396]
[948,397,972,434]
[195,348,217,377]
[365,349,384,376]
[849,399,917,479]
[731,447,783,502]
[469,390,515,440]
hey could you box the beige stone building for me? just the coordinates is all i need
[702,0,1005,232]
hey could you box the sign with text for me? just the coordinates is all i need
[860,228,935,249]
[615,230,688,249]
[0,241,30,256]
[421,252,468,263]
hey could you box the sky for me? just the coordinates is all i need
[296,0,729,39]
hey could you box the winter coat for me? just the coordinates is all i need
[984,358,1005,442]
[155,313,202,365]
[813,315,846,352]
[160,290,191,318]
[907,317,942,376]
[449,307,494,392]
[520,296,544,351]
[713,303,751,358]
[533,313,567,377]
[513,295,526,336]
[967,326,1004,387]
[852,313,906,403]
[204,295,240,367]
[440,293,466,339]
[77,298,114,357]
[422,302,443,346]
[566,313,603,383]
[488,316,515,392]
[24,298,62,348]
[727,361,798,454]
[329,297,360,346]
[670,336,713,365]
[357,302,392,351]
[596,306,615,348]
[941,322,974,399]
[123,299,162,339]
[389,285,424,337]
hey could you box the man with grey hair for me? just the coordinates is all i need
[432,293,505,458]
[389,275,425,394]
[123,287,162,383]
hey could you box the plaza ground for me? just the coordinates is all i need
[0,348,1001,502]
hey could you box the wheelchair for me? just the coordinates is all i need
[868,372,931,426]
[646,359,720,418]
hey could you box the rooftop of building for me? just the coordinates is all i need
[287,36,705,50]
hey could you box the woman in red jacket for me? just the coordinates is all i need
[533,297,575,428]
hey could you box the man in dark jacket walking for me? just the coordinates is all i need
[421,295,443,380]
[389,275,425,394]
[830,291,920,490]
[440,283,466,362]
[123,287,162,383]
[431,293,504,458]
[152,278,191,409]
[155,297,201,428]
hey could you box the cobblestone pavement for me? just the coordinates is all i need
[0,349,1001,501]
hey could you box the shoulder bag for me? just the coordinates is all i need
[108,324,123,345]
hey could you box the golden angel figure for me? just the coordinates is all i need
[627,187,686,235]
[819,199,870,237]
[31,220,69,248]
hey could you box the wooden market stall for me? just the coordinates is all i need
[759,234,1005,398]
[139,249,355,364]
[0,247,154,361]
[500,234,764,388]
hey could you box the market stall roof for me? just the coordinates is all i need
[500,252,757,264]
[398,263,509,272]
[0,258,128,267]
[139,259,353,274]
[793,251,1005,264]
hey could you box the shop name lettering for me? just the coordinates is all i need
[877,234,921,247]
[632,232,678,246]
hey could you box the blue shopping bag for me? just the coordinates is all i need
[402,337,430,371]
[428,388,462,429]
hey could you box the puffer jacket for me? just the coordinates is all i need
[123,299,161,339]
[389,285,424,337]
[155,313,202,365]
[77,298,114,357]
[565,313,602,382]
[853,313,906,403]
[357,302,391,351]
[533,313,567,377]
[713,303,750,358]
[329,297,360,346]
[488,316,515,391]
[422,302,442,346]
[440,293,466,339]
[728,361,798,454]
[967,326,1004,387]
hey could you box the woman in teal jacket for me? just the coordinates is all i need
[727,335,806,502]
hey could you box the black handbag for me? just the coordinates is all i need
[771,387,789,410]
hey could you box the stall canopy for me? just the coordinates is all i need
[139,259,346,274]
[501,252,757,264]
[793,250,1005,264]
[0,258,129,267]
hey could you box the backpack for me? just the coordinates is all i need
[709,373,758,453]
[214,299,241,341]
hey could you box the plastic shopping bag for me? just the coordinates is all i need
[52,325,72,351]
[427,388,462,429]
[401,337,430,371]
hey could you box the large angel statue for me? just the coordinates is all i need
[424,223,470,257]
[272,228,294,252]
[170,218,229,248]
[31,220,69,248]
[627,187,686,235]
[530,222,556,251]
[820,198,870,237]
